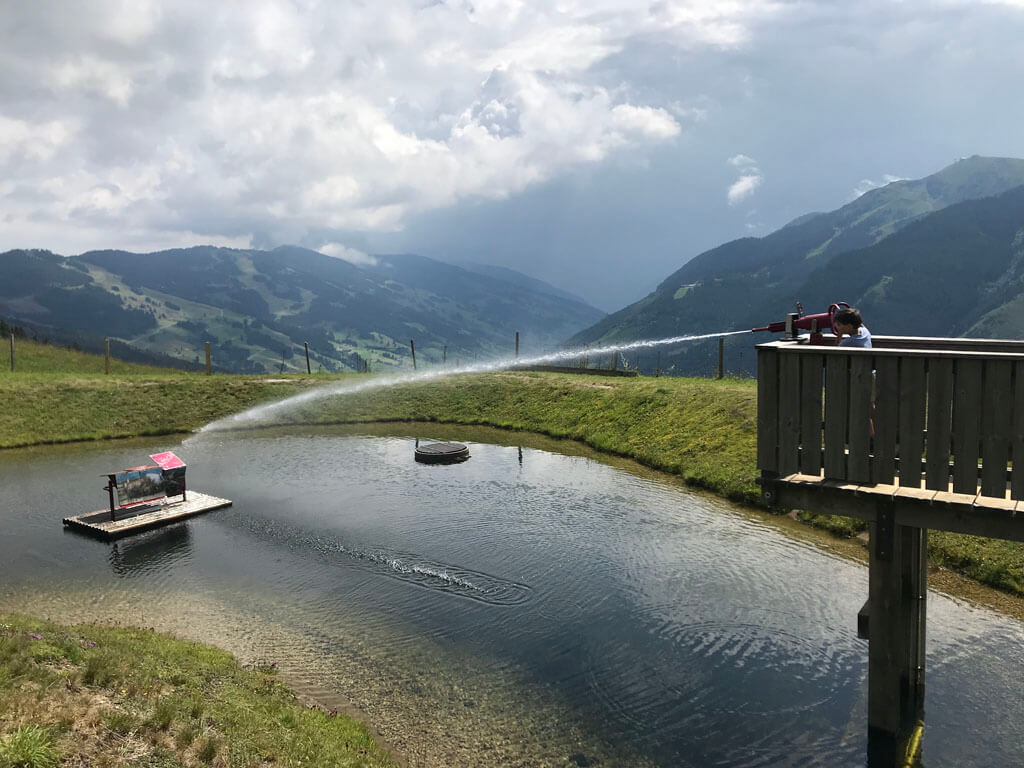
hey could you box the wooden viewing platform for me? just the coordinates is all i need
[63,491,232,540]
[757,334,1024,767]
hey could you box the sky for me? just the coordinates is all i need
[3,1,1024,311]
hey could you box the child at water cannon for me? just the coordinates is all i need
[833,307,871,348]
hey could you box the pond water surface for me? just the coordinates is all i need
[1,425,1022,767]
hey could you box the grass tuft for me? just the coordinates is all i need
[0,725,61,768]
[0,614,397,768]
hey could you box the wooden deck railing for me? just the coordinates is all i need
[757,335,1024,499]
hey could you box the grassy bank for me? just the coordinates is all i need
[0,614,397,768]
[2,340,1022,597]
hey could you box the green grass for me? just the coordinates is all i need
[0,614,397,768]
[0,725,61,768]
[0,337,173,376]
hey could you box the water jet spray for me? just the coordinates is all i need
[198,329,752,433]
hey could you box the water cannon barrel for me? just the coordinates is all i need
[750,302,851,340]
[751,320,788,333]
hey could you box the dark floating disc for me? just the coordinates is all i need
[414,441,470,464]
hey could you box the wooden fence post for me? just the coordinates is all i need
[105,338,110,374]
[9,333,13,373]
[304,342,311,374]
[205,342,211,375]
[410,339,417,370]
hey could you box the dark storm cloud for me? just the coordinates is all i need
[1,1,1023,308]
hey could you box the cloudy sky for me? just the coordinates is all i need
[3,1,1024,310]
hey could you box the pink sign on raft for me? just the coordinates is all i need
[149,451,186,470]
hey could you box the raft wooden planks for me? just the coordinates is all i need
[63,491,232,540]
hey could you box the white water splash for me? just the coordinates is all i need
[200,330,750,432]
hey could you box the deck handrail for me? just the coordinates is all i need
[757,337,1024,499]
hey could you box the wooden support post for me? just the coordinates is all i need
[718,336,724,379]
[866,498,927,767]
[410,339,417,370]
[106,474,117,521]
[304,342,311,374]
[443,345,447,365]
[9,333,13,372]
[515,331,519,359]
[205,342,211,375]
[105,338,110,374]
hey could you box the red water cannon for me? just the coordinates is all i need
[751,302,850,345]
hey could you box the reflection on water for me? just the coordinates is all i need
[107,524,193,577]
[1,425,1022,767]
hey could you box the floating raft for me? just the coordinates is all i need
[414,441,470,464]
[63,491,232,540]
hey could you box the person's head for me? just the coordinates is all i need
[834,307,863,333]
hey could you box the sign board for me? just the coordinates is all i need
[150,452,186,470]
[115,466,166,506]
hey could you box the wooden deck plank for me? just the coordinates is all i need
[925,358,954,491]
[63,491,231,540]
[757,348,779,471]
[848,355,874,483]
[951,359,982,494]
[897,357,926,489]
[778,353,801,476]
[824,355,849,479]
[980,360,1013,499]
[1013,360,1024,501]
[799,353,824,475]
[872,356,898,484]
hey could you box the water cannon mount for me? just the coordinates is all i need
[751,302,850,345]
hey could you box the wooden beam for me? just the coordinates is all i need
[770,478,1024,542]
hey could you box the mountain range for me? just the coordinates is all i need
[4,155,1024,375]
[0,246,604,372]
[567,155,1024,374]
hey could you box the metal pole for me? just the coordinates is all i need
[9,333,13,373]
[205,342,211,374]
[105,338,110,374]
[515,331,519,359]
[718,337,724,379]
[410,339,417,370]
[304,342,311,374]
[443,345,447,365]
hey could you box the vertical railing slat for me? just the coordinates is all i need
[778,352,801,476]
[980,360,1012,498]
[952,359,983,495]
[925,358,954,491]
[799,354,824,475]
[872,356,899,484]
[824,355,849,479]
[848,354,874,483]
[757,347,780,472]
[897,357,926,489]
[1012,361,1024,500]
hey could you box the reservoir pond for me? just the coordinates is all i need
[1,425,1022,767]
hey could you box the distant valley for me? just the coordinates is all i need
[0,246,604,373]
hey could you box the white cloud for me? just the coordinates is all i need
[319,242,378,267]
[728,153,758,168]
[0,0,727,254]
[726,154,762,205]
[850,174,908,199]
[728,173,762,205]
